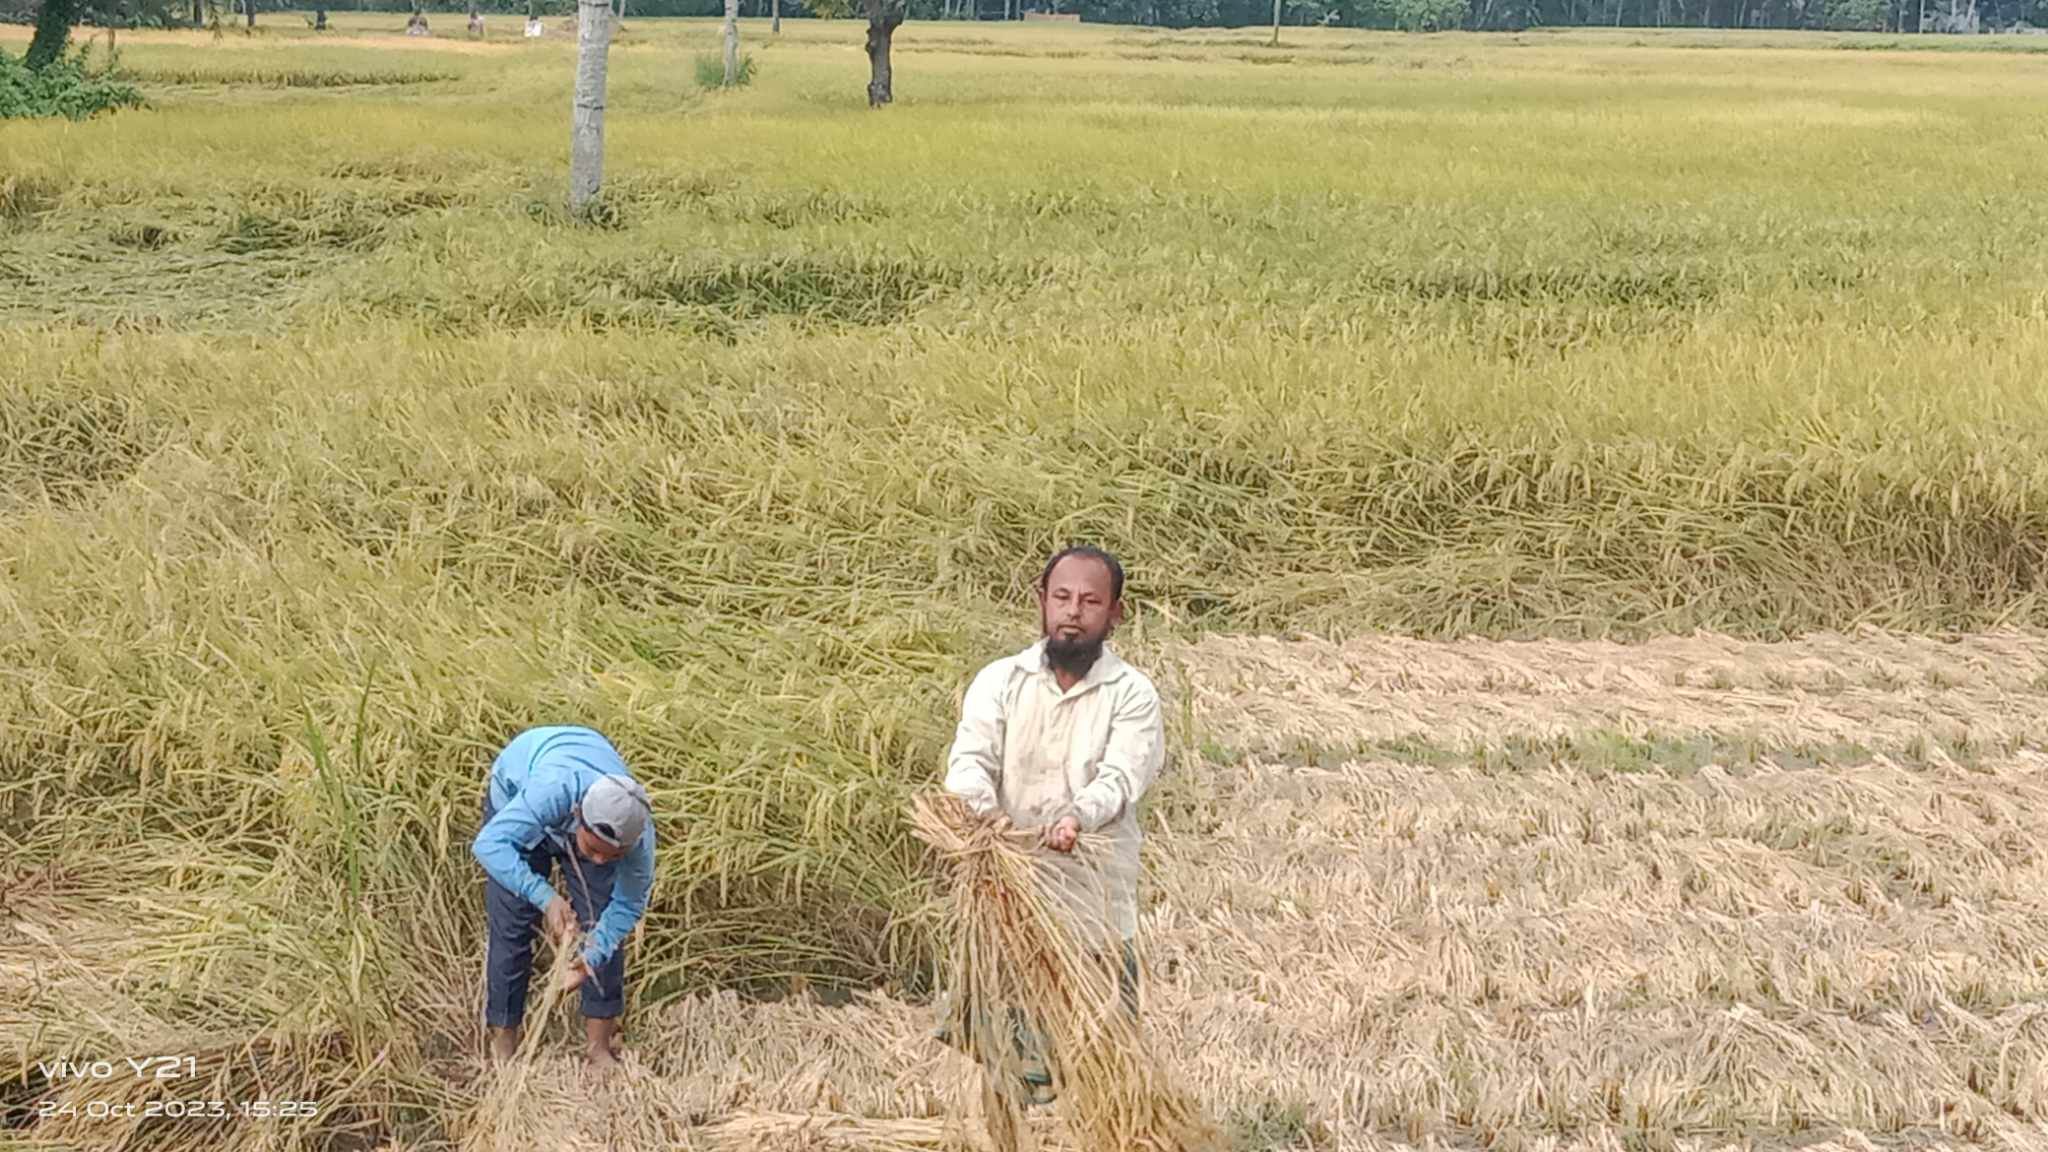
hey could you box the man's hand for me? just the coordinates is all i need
[1042,815,1081,854]
[560,955,591,993]
[544,895,579,944]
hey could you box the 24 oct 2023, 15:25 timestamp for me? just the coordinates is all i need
[30,1056,319,1122]
[35,1099,322,1121]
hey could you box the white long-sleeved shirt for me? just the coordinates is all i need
[943,639,1166,945]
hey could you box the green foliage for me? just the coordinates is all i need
[1387,0,1466,28]
[0,44,144,119]
[693,48,757,87]
[1824,0,1891,28]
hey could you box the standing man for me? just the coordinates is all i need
[473,725,655,1072]
[940,545,1166,1102]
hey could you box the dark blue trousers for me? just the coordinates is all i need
[482,796,626,1028]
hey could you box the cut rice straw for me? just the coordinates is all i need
[909,791,1223,1152]
[695,1111,965,1151]
[462,924,588,1152]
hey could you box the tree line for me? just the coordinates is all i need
[12,0,2039,32]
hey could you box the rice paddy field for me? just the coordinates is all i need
[6,11,2048,1152]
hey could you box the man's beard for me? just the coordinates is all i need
[1044,628,1106,678]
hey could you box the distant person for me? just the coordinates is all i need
[405,9,429,34]
[524,13,544,35]
[938,545,1165,1104]
[467,9,484,36]
[472,725,656,1073]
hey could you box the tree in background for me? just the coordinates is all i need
[48,0,2026,32]
[25,0,82,67]
[1389,0,1466,26]
[862,0,902,106]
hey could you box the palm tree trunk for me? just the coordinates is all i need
[569,0,613,215]
[722,0,739,84]
[772,0,780,33]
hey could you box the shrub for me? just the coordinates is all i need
[0,46,145,120]
[692,50,756,89]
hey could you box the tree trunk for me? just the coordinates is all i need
[772,0,780,34]
[245,0,255,29]
[315,4,326,27]
[569,0,613,216]
[1270,0,1280,43]
[722,0,739,84]
[863,0,901,106]
[190,0,202,25]
[26,0,82,66]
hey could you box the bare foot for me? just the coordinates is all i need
[586,1044,619,1077]
[488,1027,521,1065]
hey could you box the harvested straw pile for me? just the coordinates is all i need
[454,913,980,1152]
[909,791,1222,1152]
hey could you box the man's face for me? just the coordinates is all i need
[1038,555,1122,668]
[575,821,628,864]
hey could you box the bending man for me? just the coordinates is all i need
[472,725,655,1072]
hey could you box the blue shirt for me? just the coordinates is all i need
[472,725,655,971]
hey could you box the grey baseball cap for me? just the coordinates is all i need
[580,774,651,849]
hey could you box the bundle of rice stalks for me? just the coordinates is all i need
[908,792,1221,1152]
